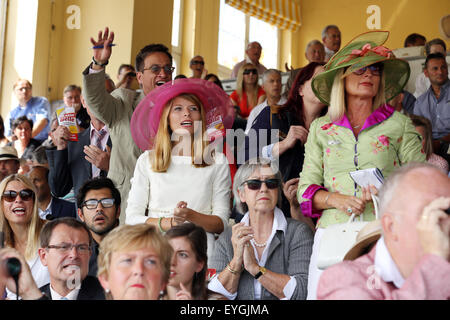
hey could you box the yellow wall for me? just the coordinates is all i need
[291,0,450,69]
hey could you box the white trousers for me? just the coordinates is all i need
[307,228,325,300]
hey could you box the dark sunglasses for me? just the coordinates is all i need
[352,64,383,76]
[243,69,258,75]
[2,189,35,202]
[242,179,280,190]
[191,60,204,66]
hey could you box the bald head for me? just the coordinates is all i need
[379,163,450,278]
[379,163,450,219]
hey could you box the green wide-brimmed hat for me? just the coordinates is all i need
[311,31,410,105]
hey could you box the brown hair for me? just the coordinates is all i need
[165,223,207,300]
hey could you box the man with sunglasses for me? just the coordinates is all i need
[76,177,121,277]
[189,55,207,79]
[231,41,267,79]
[82,27,173,223]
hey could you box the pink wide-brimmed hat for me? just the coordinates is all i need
[131,78,235,151]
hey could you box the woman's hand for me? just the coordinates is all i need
[230,223,253,266]
[175,283,193,300]
[243,241,259,276]
[90,27,114,67]
[283,178,300,208]
[275,126,309,157]
[361,184,378,202]
[173,201,192,225]
[328,192,366,216]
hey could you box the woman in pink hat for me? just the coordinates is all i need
[126,78,235,260]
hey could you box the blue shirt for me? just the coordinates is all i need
[413,80,450,140]
[5,96,51,142]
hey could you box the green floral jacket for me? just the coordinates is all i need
[297,105,426,228]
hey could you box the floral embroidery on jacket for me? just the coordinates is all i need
[378,135,390,146]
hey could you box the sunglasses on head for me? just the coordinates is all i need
[352,64,383,76]
[242,179,280,190]
[2,189,34,202]
[243,69,258,75]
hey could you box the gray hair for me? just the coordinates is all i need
[305,39,324,54]
[233,158,283,214]
[322,25,340,40]
[63,84,81,95]
[378,162,441,216]
[262,69,281,83]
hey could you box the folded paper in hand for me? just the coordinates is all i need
[349,168,384,189]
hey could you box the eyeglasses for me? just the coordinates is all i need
[243,69,258,75]
[191,60,204,66]
[47,243,91,254]
[2,189,34,202]
[241,179,280,190]
[142,65,175,75]
[82,198,115,209]
[352,64,382,76]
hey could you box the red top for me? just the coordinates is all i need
[230,87,265,118]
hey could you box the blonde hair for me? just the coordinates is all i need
[97,224,173,299]
[150,93,210,172]
[328,69,386,122]
[236,63,260,108]
[0,174,44,260]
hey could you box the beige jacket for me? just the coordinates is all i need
[83,66,144,221]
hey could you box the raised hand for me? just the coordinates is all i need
[90,27,115,67]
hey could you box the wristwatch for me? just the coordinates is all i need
[254,266,267,279]
[92,56,109,67]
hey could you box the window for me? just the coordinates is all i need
[217,0,246,71]
[171,0,182,76]
[249,16,278,71]
[217,0,279,79]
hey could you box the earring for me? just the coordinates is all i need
[105,288,110,293]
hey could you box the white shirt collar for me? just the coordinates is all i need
[50,283,80,300]
[374,236,405,288]
[38,198,53,220]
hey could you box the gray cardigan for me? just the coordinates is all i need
[209,218,313,300]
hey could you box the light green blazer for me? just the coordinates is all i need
[297,105,426,228]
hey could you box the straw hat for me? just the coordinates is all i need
[311,31,410,105]
[0,146,20,162]
[130,78,235,151]
[344,220,382,261]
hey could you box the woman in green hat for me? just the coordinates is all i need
[296,31,426,299]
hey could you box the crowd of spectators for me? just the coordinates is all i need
[0,25,449,301]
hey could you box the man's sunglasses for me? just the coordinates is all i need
[352,64,383,76]
[243,69,258,75]
[241,179,280,190]
[2,189,35,202]
[191,60,205,66]
[142,65,175,75]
